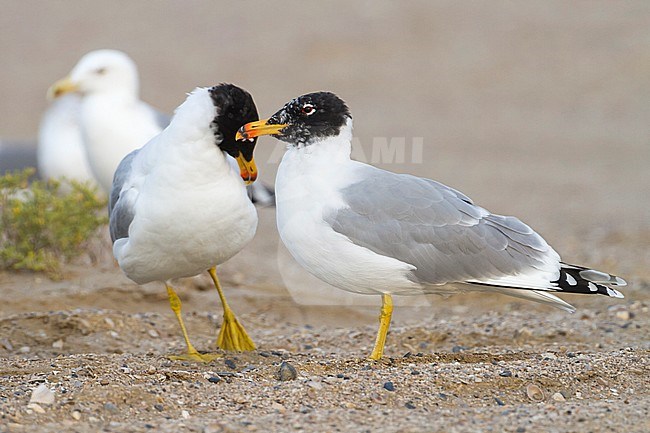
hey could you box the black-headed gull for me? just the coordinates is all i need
[237,91,626,360]
[111,83,259,361]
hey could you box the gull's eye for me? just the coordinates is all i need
[301,103,316,116]
[95,67,107,75]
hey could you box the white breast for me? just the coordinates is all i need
[275,139,420,296]
[113,126,257,284]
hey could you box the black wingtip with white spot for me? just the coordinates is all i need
[553,263,626,299]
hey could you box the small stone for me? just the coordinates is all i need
[109,331,119,339]
[552,392,566,402]
[306,380,323,390]
[405,401,416,409]
[499,370,512,377]
[516,428,526,433]
[207,376,221,384]
[104,402,118,413]
[154,404,164,412]
[596,377,608,386]
[104,317,115,328]
[29,384,55,405]
[99,379,109,386]
[19,346,31,353]
[148,329,159,338]
[494,397,505,406]
[27,403,46,414]
[71,410,81,420]
[52,339,64,350]
[451,345,466,353]
[526,383,544,402]
[225,359,236,370]
[615,311,631,321]
[542,352,557,361]
[181,410,190,419]
[383,381,395,391]
[277,362,297,381]
[271,402,286,413]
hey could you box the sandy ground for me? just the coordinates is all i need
[1,1,649,432]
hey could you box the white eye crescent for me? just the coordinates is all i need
[301,104,316,115]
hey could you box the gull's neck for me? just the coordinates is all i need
[286,118,354,165]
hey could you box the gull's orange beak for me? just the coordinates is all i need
[236,119,287,141]
[235,151,257,185]
[47,77,79,100]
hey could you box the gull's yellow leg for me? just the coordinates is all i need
[369,294,393,360]
[165,283,219,362]
[208,267,256,351]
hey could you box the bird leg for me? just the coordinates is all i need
[369,294,393,360]
[165,283,220,362]
[208,267,256,351]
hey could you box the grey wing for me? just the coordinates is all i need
[325,166,559,289]
[108,149,139,242]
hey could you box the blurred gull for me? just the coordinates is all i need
[46,49,274,204]
[238,91,626,360]
[37,94,96,186]
[111,84,260,360]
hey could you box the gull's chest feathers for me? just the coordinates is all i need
[275,145,420,295]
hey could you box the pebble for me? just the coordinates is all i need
[29,384,55,405]
[494,397,505,406]
[104,317,115,328]
[277,362,297,381]
[383,381,395,391]
[552,392,566,402]
[499,370,512,377]
[27,403,45,414]
[147,329,159,338]
[19,346,31,353]
[154,404,164,412]
[104,402,118,413]
[526,383,544,402]
[405,401,416,409]
[615,311,631,321]
[71,410,81,420]
[207,376,221,384]
[52,339,64,350]
[225,359,237,370]
[181,410,190,419]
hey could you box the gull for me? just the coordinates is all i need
[237,91,627,360]
[46,49,274,204]
[111,83,260,361]
[37,94,97,186]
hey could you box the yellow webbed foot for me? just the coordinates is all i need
[216,307,256,351]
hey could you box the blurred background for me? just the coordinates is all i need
[0,1,648,313]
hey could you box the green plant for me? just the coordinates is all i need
[0,168,108,279]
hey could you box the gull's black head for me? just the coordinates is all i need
[209,84,259,183]
[237,92,351,147]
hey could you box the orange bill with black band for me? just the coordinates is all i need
[236,119,287,141]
